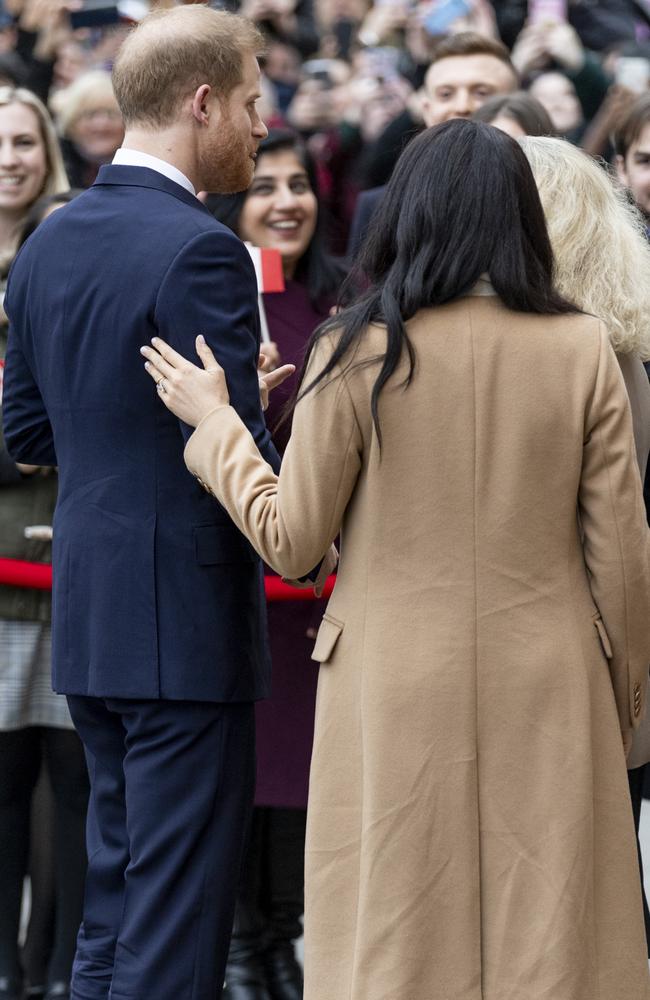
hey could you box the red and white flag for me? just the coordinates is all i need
[244,245,285,344]
[245,245,285,294]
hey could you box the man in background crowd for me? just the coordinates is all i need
[347,31,518,257]
[615,91,650,227]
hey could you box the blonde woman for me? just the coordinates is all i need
[520,136,650,533]
[521,132,650,952]
[0,86,68,276]
[52,71,124,189]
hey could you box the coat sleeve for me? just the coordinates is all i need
[183,337,363,579]
[579,325,650,736]
[2,328,56,467]
[155,226,280,473]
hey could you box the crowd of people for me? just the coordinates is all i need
[0,1,649,1000]
[0,0,649,247]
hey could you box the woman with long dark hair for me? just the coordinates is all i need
[208,130,346,1000]
[142,120,650,999]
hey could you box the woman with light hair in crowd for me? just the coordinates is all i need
[0,86,67,274]
[52,70,124,189]
[521,133,650,955]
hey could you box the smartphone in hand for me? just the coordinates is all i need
[422,0,471,35]
[527,0,567,25]
[70,1,120,29]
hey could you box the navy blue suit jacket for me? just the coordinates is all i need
[3,165,279,702]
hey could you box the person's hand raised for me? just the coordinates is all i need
[141,336,295,427]
[20,0,78,33]
[510,23,549,76]
[543,22,585,73]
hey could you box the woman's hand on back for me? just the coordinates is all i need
[141,336,295,427]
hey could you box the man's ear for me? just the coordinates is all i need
[615,153,628,186]
[191,84,212,125]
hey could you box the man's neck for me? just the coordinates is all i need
[122,128,200,191]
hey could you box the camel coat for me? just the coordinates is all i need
[618,352,650,769]
[185,295,650,1000]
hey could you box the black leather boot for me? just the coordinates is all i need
[222,898,271,1000]
[262,809,305,1000]
[222,959,270,1000]
[265,941,303,1000]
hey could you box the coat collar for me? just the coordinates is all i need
[92,164,213,217]
[467,274,497,297]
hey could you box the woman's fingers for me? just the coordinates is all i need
[260,364,295,393]
[258,351,272,374]
[141,334,287,421]
[195,335,222,373]
[149,336,192,370]
[143,361,163,385]
[140,345,176,381]
[258,364,295,411]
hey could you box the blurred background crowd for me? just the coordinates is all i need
[0,0,649,249]
[1,0,650,999]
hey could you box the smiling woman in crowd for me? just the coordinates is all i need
[0,86,67,276]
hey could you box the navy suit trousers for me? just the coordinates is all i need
[67,697,256,1000]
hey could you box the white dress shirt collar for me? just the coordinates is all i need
[112,148,196,197]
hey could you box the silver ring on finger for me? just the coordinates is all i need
[156,378,167,395]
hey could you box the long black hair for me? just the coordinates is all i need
[205,128,346,310]
[299,118,578,443]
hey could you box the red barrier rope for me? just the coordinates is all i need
[0,558,52,590]
[0,558,335,601]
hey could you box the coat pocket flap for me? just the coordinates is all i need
[593,616,613,659]
[311,616,343,664]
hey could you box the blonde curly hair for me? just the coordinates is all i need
[520,135,650,360]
